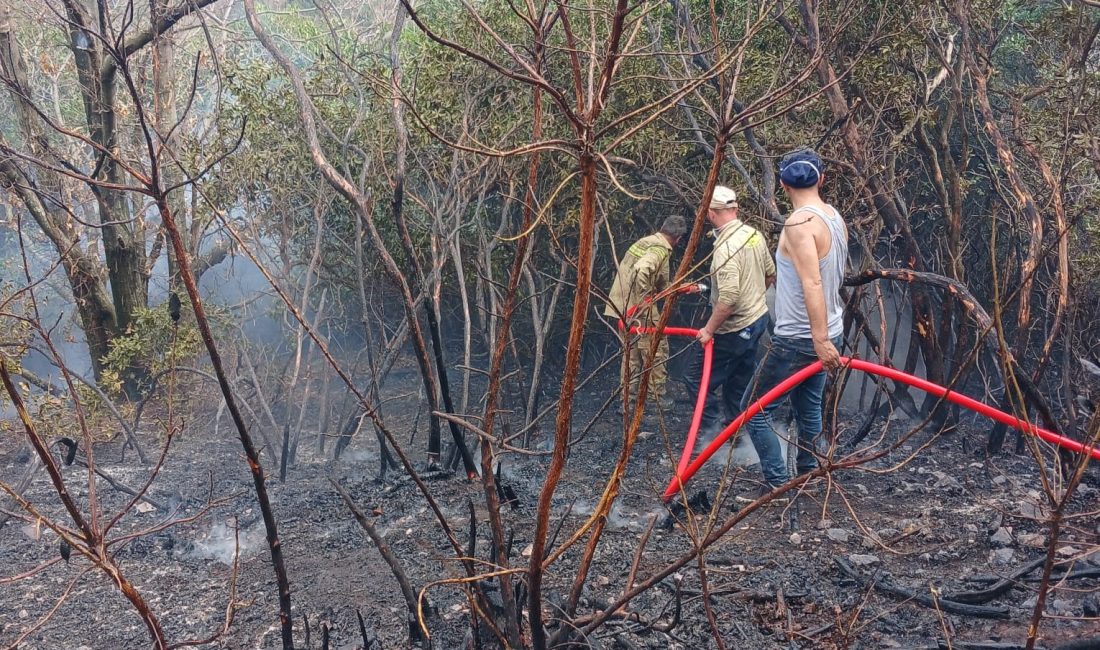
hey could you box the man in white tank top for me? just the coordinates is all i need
[738,149,849,498]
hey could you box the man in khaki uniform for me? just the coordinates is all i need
[685,186,775,435]
[605,216,688,409]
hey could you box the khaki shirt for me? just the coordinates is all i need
[710,219,775,334]
[604,233,672,325]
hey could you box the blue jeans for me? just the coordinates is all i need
[740,335,840,486]
[682,314,768,431]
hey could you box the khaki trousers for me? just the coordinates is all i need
[621,332,669,400]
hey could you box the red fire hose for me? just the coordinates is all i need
[661,356,1100,501]
[615,290,1097,503]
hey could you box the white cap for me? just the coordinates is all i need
[709,186,738,210]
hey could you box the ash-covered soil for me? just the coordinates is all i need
[2,368,1099,649]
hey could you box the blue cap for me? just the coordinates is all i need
[779,149,823,188]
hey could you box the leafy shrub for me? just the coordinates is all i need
[99,304,203,397]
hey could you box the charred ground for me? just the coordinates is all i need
[2,355,1098,649]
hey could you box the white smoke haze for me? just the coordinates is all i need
[340,447,378,464]
[187,519,266,566]
[0,221,292,386]
[567,498,652,532]
[197,253,286,349]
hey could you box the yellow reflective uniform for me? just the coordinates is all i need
[604,233,673,401]
[710,220,775,334]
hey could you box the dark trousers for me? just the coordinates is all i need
[683,314,768,430]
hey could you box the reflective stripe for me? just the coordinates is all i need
[627,241,669,259]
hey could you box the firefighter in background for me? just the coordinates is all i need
[605,215,688,411]
[685,185,776,438]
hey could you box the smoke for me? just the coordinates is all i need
[567,498,656,532]
[837,284,922,410]
[0,225,94,381]
[186,519,266,566]
[0,216,297,384]
[196,251,286,349]
[693,428,763,468]
[340,447,378,464]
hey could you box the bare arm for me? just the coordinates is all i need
[765,248,777,289]
[698,303,735,344]
[784,217,840,369]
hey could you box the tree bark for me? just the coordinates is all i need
[386,4,477,475]
[150,0,188,289]
[1,0,220,386]
[0,9,118,380]
[63,1,149,336]
[958,11,1043,358]
[527,2,634,642]
[154,191,296,649]
[475,34,549,643]
[0,159,117,378]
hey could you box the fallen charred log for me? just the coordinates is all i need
[937,641,1048,650]
[1054,637,1100,650]
[834,557,1010,619]
[948,557,1048,604]
[952,555,1100,604]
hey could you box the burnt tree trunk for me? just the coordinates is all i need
[843,268,1063,443]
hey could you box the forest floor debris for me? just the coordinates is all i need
[1,372,1099,648]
